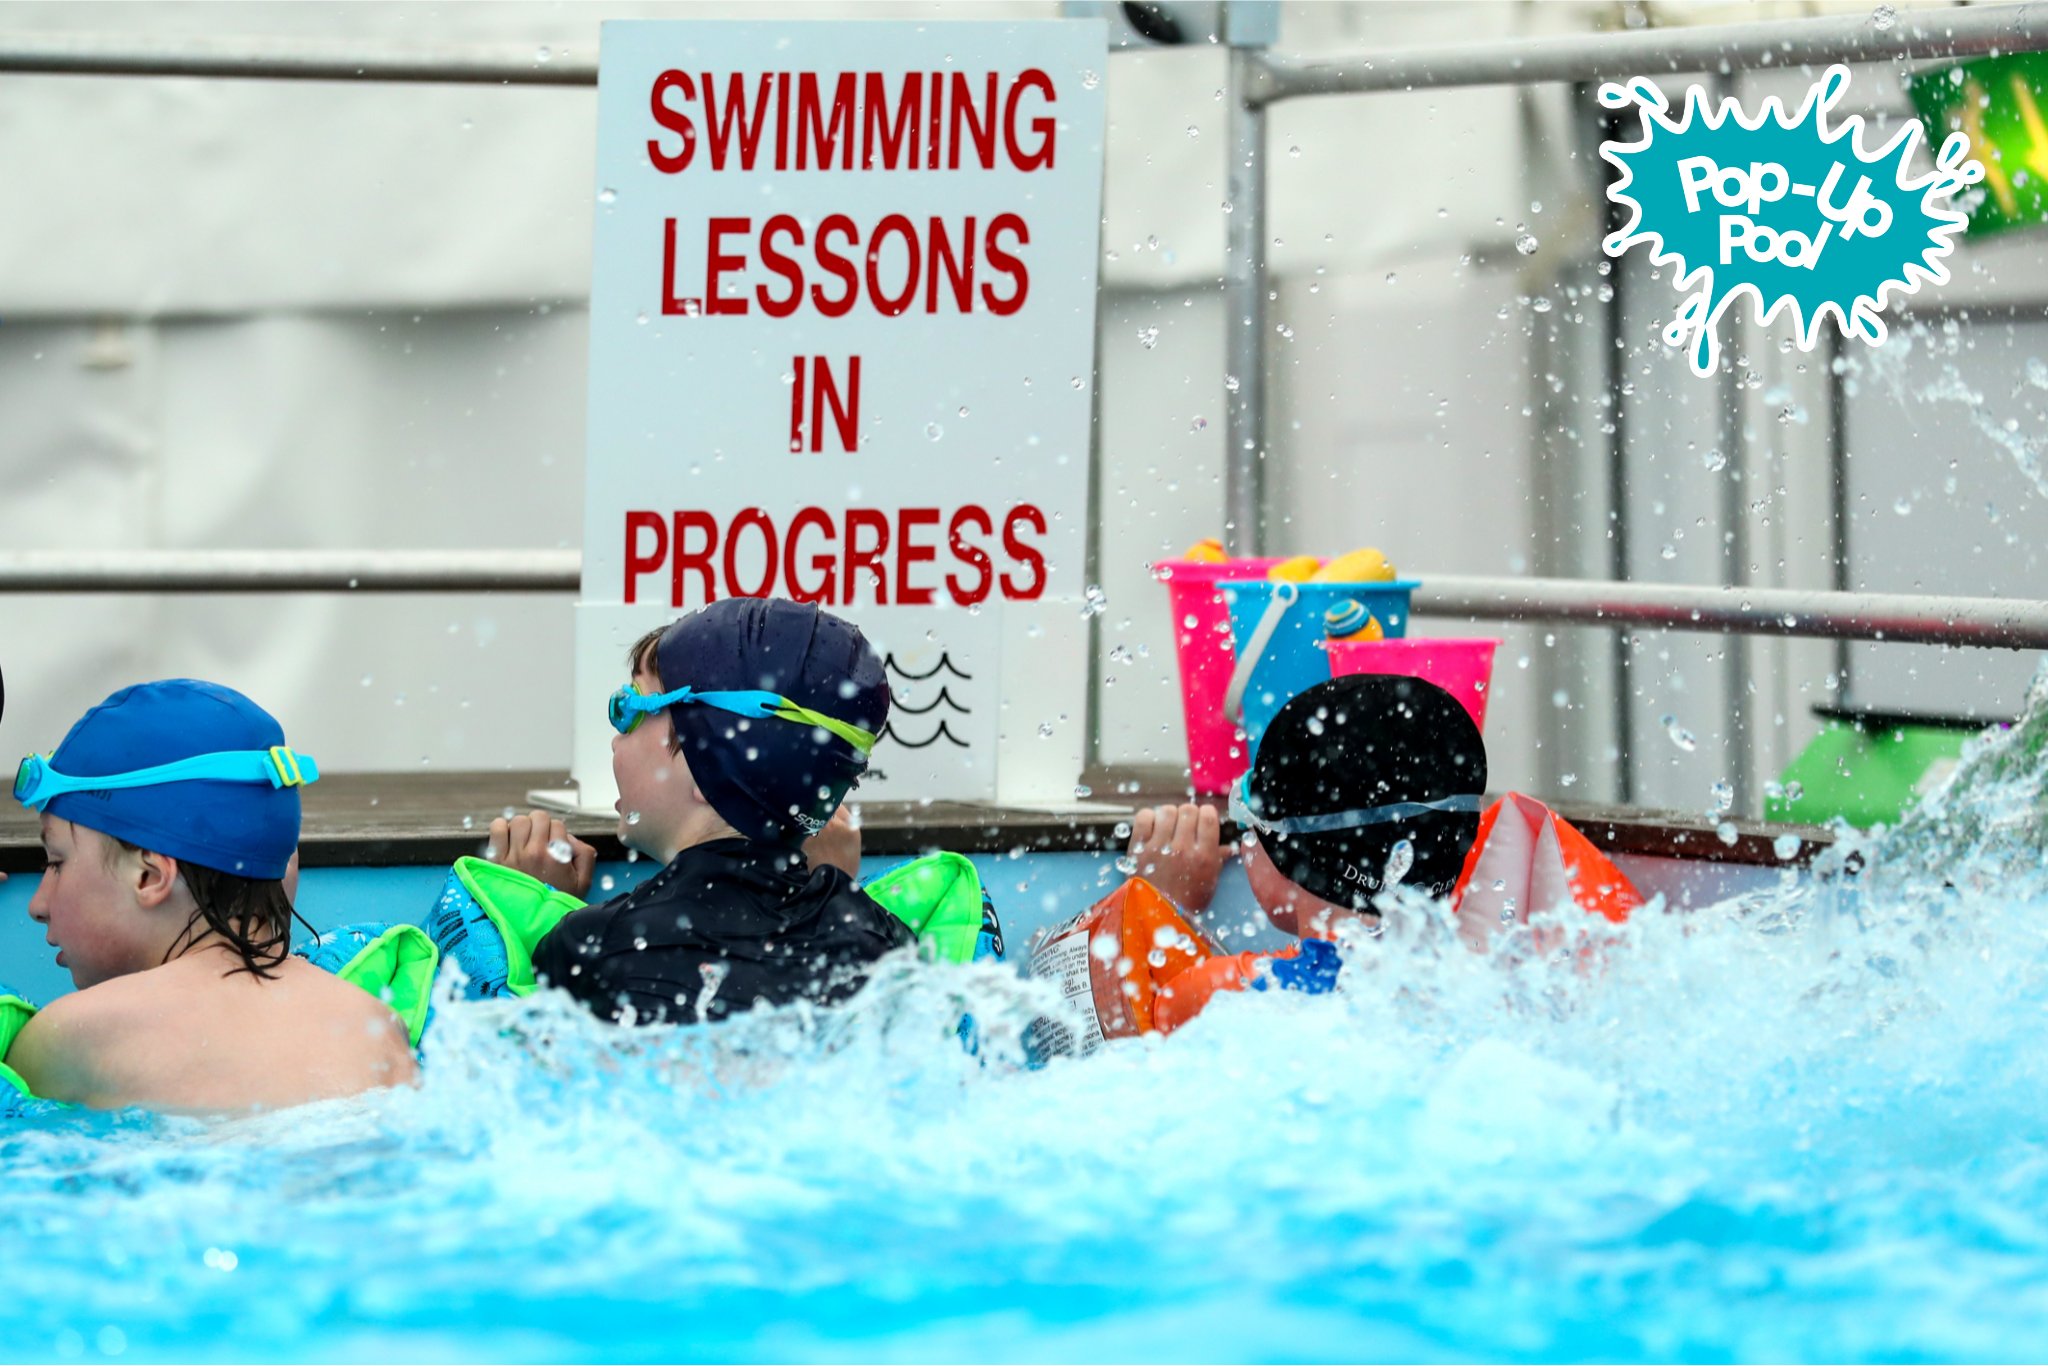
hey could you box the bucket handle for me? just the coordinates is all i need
[1221,580,1299,725]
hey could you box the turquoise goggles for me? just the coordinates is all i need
[607,683,877,756]
[13,746,320,814]
[1229,777,1481,838]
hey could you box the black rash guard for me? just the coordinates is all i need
[531,838,913,1026]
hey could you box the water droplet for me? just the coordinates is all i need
[1113,853,1137,875]
[1871,3,1897,30]
[1515,232,1540,255]
[1716,821,1740,846]
[1038,721,1056,738]
[1190,415,1208,432]
[1662,714,1698,751]
[535,45,552,63]
[1186,124,1200,139]
[925,422,944,441]
[1384,271,1398,285]
[1709,779,1735,813]
[626,810,643,825]
[597,187,617,205]
[1224,373,1240,393]
[546,838,574,864]
[1091,932,1119,962]
[1894,496,1913,516]
[1081,584,1108,617]
[1080,69,1100,90]
[1786,781,1805,801]
[1137,325,1160,349]
[1382,839,1414,888]
[1773,833,1803,861]
[1703,449,1728,472]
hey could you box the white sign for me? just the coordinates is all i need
[566,20,1107,811]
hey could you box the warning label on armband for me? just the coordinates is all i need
[1025,913,1106,1058]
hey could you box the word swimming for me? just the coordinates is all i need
[1677,156,1896,269]
[647,69,1059,175]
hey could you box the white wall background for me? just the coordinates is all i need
[4,0,2045,816]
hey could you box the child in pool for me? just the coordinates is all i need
[1124,673,1489,1031]
[487,597,912,1026]
[6,680,418,1112]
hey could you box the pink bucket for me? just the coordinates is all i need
[1156,556,1284,793]
[1323,636,1503,731]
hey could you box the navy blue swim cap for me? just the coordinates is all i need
[654,599,889,848]
[42,680,304,880]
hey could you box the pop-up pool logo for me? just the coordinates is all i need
[1600,65,1982,377]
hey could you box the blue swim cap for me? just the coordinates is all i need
[655,599,889,848]
[41,680,304,880]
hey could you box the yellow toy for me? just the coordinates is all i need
[1310,547,1398,583]
[1265,555,1322,582]
[1180,537,1228,564]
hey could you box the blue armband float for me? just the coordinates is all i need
[420,857,586,1000]
[292,858,585,1047]
[294,923,441,1049]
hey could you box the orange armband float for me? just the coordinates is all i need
[1024,877,1226,1058]
[1450,793,1645,951]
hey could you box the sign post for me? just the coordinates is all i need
[552,20,1108,813]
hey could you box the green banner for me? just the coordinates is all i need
[1908,52,2048,239]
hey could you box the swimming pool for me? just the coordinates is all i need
[3,678,2047,1362]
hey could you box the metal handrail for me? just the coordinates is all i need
[0,32,597,84]
[1416,574,2048,651]
[2,550,2044,650]
[6,6,2040,91]
[0,550,579,593]
[1247,3,2048,105]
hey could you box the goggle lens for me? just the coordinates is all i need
[606,686,645,735]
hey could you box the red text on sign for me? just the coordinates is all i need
[622,505,1049,608]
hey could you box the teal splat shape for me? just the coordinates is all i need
[1599,65,1983,378]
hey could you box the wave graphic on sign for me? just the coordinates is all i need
[891,686,973,717]
[883,652,973,683]
[880,719,972,750]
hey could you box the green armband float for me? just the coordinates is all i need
[1,989,38,1102]
[329,925,441,1049]
[864,852,1006,964]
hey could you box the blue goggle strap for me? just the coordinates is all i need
[1231,783,1481,837]
[15,746,319,812]
[619,685,878,755]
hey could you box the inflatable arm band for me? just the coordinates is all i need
[862,851,1005,964]
[422,857,586,1000]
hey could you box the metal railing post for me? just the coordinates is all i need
[1223,40,1270,556]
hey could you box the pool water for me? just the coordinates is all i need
[5,672,2048,1362]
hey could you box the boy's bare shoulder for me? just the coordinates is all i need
[7,973,172,1106]
[11,955,417,1111]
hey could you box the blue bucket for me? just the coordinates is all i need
[1220,578,1420,759]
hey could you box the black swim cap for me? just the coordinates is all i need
[654,598,889,848]
[1243,674,1487,908]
